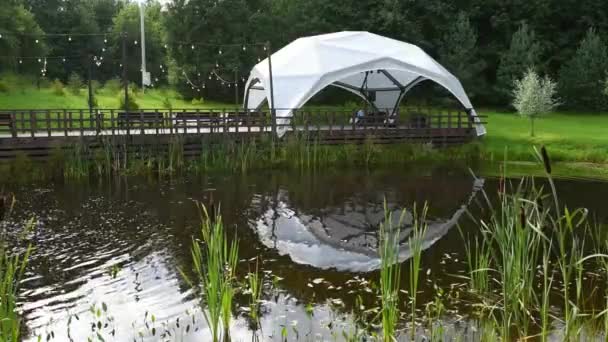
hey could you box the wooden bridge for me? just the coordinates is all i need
[0,108,485,160]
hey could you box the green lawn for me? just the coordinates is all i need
[0,86,230,109]
[480,110,608,164]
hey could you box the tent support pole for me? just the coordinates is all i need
[266,42,276,138]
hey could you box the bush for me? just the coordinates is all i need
[90,80,101,94]
[88,94,98,108]
[67,72,83,95]
[118,93,139,111]
[51,79,65,96]
[0,81,9,93]
[103,78,121,93]
[162,97,172,109]
[191,97,204,106]
[129,83,140,97]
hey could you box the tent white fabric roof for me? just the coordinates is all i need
[244,31,486,136]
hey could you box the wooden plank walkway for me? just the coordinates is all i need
[0,108,486,160]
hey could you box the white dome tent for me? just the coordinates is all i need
[244,31,486,136]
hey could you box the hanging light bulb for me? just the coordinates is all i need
[134,40,138,45]
[68,36,72,42]
[257,57,261,62]
[35,39,39,44]
[19,59,23,64]
[228,83,231,88]
[0,33,3,39]
[263,45,267,51]
[191,44,195,50]
[215,62,219,68]
[37,58,41,63]
[62,58,66,63]
[164,44,168,49]
[219,49,222,55]
[208,75,211,80]
[203,84,206,89]
[102,48,106,52]
[104,38,107,44]
[242,45,246,51]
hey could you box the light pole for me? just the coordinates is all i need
[139,0,147,93]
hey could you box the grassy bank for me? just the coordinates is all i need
[481,111,608,164]
[1,78,607,174]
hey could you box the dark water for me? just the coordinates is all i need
[2,167,608,341]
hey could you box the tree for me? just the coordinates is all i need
[496,23,542,103]
[558,28,608,111]
[438,12,486,100]
[513,69,559,137]
[0,1,47,74]
[109,1,167,87]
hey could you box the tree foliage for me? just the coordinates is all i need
[558,29,608,111]
[109,1,167,86]
[513,69,559,136]
[0,0,607,109]
[496,23,542,102]
[438,12,486,100]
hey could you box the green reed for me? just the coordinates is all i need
[378,201,405,341]
[180,204,239,342]
[408,202,429,338]
[0,204,33,342]
[246,258,263,322]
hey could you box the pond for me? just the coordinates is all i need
[3,166,608,341]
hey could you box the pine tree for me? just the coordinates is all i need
[438,12,485,100]
[496,23,542,103]
[558,28,608,111]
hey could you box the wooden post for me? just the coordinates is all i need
[46,110,51,137]
[155,109,159,136]
[196,108,200,135]
[110,109,115,136]
[10,111,17,138]
[266,42,276,139]
[140,109,144,135]
[87,54,94,118]
[234,69,239,106]
[29,111,35,138]
[457,111,462,129]
[122,32,129,113]
[79,109,84,136]
[169,109,173,136]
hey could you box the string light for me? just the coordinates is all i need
[68,36,72,42]
[134,40,138,45]
[19,59,23,64]
[219,49,222,55]
[242,45,246,51]
[104,38,107,44]
[35,39,39,44]
[191,44,195,50]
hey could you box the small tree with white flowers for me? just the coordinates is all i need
[512,69,560,137]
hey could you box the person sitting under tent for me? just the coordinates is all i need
[350,108,365,124]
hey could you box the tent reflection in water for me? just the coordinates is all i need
[252,178,484,272]
[244,31,486,136]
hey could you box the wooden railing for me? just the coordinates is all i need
[0,108,486,139]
